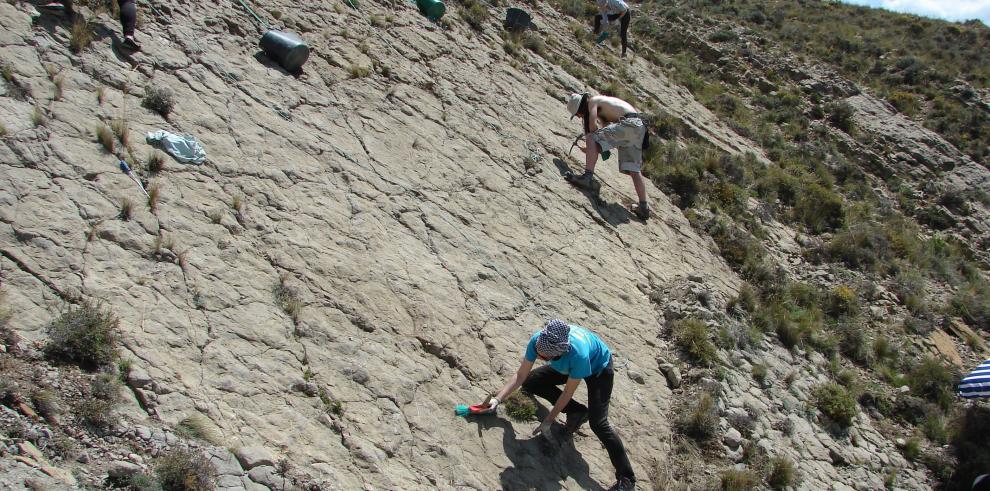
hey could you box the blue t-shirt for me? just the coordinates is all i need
[525,325,611,379]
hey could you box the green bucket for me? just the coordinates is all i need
[416,0,445,21]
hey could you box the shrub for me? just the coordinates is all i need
[77,399,116,430]
[31,105,47,127]
[888,91,919,115]
[44,301,119,370]
[678,392,718,441]
[728,283,758,313]
[503,391,537,421]
[922,413,948,444]
[672,318,718,365]
[907,357,956,409]
[902,437,921,461]
[721,468,758,490]
[826,101,855,133]
[460,1,488,31]
[813,382,857,428]
[766,456,796,489]
[143,86,175,118]
[155,449,217,491]
[950,278,990,331]
[826,285,859,318]
[835,320,869,365]
[147,183,160,212]
[794,183,844,233]
[751,364,768,385]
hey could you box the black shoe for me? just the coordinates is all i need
[563,410,589,435]
[568,172,600,193]
[633,203,650,220]
[121,36,142,52]
[609,477,636,490]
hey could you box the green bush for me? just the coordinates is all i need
[826,284,859,318]
[907,357,957,410]
[672,318,718,365]
[45,301,119,370]
[950,278,990,331]
[814,382,858,428]
[902,437,921,461]
[503,392,538,422]
[826,102,855,133]
[155,449,217,491]
[835,320,869,365]
[457,0,488,31]
[794,183,844,233]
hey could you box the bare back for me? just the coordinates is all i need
[588,95,637,129]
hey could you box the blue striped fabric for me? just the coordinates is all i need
[958,359,990,399]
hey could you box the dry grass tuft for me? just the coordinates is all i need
[96,125,114,152]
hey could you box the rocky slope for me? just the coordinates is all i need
[0,0,985,489]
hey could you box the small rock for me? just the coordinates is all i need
[235,446,276,470]
[76,453,90,464]
[897,385,910,393]
[127,366,153,389]
[658,363,681,388]
[723,428,743,450]
[627,370,645,384]
[896,438,906,447]
[0,344,6,353]
[108,460,142,480]
[17,442,45,462]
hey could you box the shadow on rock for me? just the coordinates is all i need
[253,51,304,78]
[468,409,605,491]
[553,158,631,227]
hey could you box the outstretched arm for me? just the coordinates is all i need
[482,358,534,411]
[545,377,581,424]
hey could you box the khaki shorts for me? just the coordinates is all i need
[592,116,646,174]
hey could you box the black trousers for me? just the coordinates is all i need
[593,11,631,57]
[522,359,635,481]
[62,0,137,36]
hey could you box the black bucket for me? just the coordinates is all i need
[259,30,310,72]
[504,8,531,32]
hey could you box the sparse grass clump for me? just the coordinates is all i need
[274,274,302,325]
[677,391,718,441]
[69,18,94,53]
[176,413,219,444]
[826,284,859,318]
[44,301,119,370]
[766,456,796,489]
[720,468,759,491]
[31,105,47,127]
[111,118,129,147]
[348,64,371,79]
[147,183,160,212]
[751,363,768,386]
[120,197,134,220]
[503,391,538,421]
[155,449,218,491]
[813,382,857,428]
[147,151,165,174]
[53,74,65,101]
[142,85,175,118]
[459,0,488,31]
[96,125,114,152]
[672,318,718,365]
[30,389,60,422]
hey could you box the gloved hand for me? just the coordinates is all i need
[532,420,553,438]
[480,397,499,414]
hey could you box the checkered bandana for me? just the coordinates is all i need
[536,319,570,357]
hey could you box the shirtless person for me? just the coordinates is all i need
[566,92,650,220]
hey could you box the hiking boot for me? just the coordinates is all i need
[633,202,650,220]
[608,477,636,491]
[121,36,142,52]
[563,410,589,435]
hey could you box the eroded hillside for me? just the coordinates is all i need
[0,0,988,490]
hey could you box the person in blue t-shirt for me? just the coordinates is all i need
[480,319,635,491]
